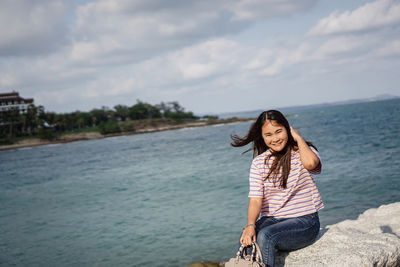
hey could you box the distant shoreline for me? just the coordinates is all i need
[0,118,254,152]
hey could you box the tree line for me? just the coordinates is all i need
[0,100,202,142]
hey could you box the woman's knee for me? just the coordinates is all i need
[256,227,276,248]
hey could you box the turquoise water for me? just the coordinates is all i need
[1,99,399,266]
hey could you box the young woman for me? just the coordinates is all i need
[231,110,323,267]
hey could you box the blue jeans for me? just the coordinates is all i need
[240,212,320,267]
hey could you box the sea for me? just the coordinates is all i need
[0,98,399,267]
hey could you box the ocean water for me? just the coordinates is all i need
[0,99,399,267]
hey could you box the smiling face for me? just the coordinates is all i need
[261,120,289,153]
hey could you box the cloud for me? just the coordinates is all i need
[1,0,398,114]
[172,39,241,80]
[261,44,310,76]
[0,73,16,87]
[312,36,370,60]
[305,0,400,74]
[243,43,310,76]
[39,38,245,111]
[70,0,317,66]
[71,2,227,65]
[230,0,317,20]
[0,0,68,56]
[309,0,400,36]
[375,40,400,56]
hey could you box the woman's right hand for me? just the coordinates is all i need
[240,225,256,247]
[242,198,262,246]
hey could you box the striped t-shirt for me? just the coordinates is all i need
[248,146,324,218]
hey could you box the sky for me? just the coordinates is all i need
[0,0,399,114]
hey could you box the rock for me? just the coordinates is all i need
[276,202,400,267]
[187,262,222,267]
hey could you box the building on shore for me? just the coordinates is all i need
[0,91,34,113]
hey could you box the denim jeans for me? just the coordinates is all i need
[240,212,320,267]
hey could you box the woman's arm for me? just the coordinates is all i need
[240,197,262,246]
[290,127,320,170]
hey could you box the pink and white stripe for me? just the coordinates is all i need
[248,146,324,218]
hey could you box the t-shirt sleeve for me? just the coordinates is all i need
[248,158,264,198]
[309,146,322,174]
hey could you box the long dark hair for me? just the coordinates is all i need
[231,110,315,188]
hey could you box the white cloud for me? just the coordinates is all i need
[230,0,317,20]
[82,77,136,99]
[375,40,400,56]
[71,2,221,65]
[243,42,317,77]
[0,0,67,56]
[0,73,17,87]
[172,39,241,80]
[251,44,310,76]
[244,50,275,70]
[70,0,317,66]
[70,36,125,63]
[312,36,370,60]
[0,0,399,114]
[309,0,400,36]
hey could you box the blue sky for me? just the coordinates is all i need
[0,0,399,114]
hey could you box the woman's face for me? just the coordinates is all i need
[261,120,288,152]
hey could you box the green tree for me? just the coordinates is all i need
[0,99,199,139]
[98,121,121,135]
[26,104,38,135]
[128,100,161,120]
[170,101,185,113]
[155,102,171,118]
[36,105,45,132]
[202,115,219,120]
[43,112,57,127]
[162,101,197,120]
[19,113,27,135]
[105,106,117,123]
[114,105,129,121]
[90,108,108,126]
[8,107,20,137]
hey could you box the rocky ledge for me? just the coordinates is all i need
[189,203,400,267]
[276,202,400,267]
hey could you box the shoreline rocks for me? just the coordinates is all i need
[189,203,400,267]
[276,202,400,266]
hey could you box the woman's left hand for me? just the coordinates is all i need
[290,126,320,170]
[290,126,303,142]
